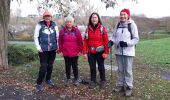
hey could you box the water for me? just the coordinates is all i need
[160,72,170,81]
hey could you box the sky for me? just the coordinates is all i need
[10,0,170,18]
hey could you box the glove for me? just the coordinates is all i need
[119,41,128,47]
[108,40,114,48]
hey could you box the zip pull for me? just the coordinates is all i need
[122,28,123,33]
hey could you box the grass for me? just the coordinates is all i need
[136,37,170,69]
[4,33,170,99]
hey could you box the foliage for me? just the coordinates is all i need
[8,44,38,65]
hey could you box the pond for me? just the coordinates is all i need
[160,72,170,81]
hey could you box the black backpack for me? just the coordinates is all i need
[116,22,133,39]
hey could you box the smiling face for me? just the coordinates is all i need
[91,14,99,25]
[65,20,74,29]
[120,12,129,22]
[44,15,51,22]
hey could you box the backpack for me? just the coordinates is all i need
[116,22,133,39]
[62,27,77,37]
[84,25,104,39]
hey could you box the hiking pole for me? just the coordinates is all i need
[108,42,113,78]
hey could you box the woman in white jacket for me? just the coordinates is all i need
[109,8,139,96]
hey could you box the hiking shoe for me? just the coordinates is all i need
[46,80,55,87]
[35,84,42,93]
[74,79,81,86]
[112,86,124,92]
[89,81,96,89]
[99,81,106,89]
[64,79,71,87]
[125,86,132,96]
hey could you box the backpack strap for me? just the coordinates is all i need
[100,25,104,35]
[116,22,120,29]
[84,25,104,39]
[116,22,133,39]
[128,23,133,39]
[62,27,77,37]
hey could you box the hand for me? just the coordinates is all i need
[59,52,63,56]
[37,48,43,52]
[102,53,108,59]
[56,49,59,53]
[78,52,82,56]
[119,41,128,47]
[108,40,114,48]
[84,54,88,59]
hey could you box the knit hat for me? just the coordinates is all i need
[120,8,130,17]
[43,10,52,17]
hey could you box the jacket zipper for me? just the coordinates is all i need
[48,28,51,51]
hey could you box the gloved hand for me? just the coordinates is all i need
[108,40,114,48]
[119,41,128,47]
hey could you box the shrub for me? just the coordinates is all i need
[8,44,38,65]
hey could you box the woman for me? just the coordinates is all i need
[34,10,59,92]
[83,12,109,89]
[110,8,139,96]
[58,16,83,87]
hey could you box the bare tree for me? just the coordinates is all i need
[0,0,11,70]
[74,0,97,25]
[101,0,138,9]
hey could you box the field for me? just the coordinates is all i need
[1,33,170,99]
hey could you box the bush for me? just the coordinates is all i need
[8,44,38,65]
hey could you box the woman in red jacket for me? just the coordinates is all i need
[83,12,109,89]
[58,16,83,86]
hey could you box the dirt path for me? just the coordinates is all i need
[0,85,60,100]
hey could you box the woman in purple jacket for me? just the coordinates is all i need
[58,16,83,86]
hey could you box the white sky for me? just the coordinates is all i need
[11,0,170,18]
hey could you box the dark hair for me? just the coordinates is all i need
[88,12,102,26]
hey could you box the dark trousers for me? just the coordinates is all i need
[36,50,56,85]
[64,56,78,80]
[88,52,105,82]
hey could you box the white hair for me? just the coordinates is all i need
[65,15,74,22]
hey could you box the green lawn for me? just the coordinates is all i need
[136,37,170,69]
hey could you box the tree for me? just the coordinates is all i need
[0,0,11,70]
[101,0,138,9]
[0,0,137,70]
[73,0,97,25]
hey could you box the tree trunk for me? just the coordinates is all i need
[0,0,11,70]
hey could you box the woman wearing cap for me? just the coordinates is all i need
[83,12,109,89]
[58,16,83,87]
[109,8,139,96]
[34,10,59,92]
